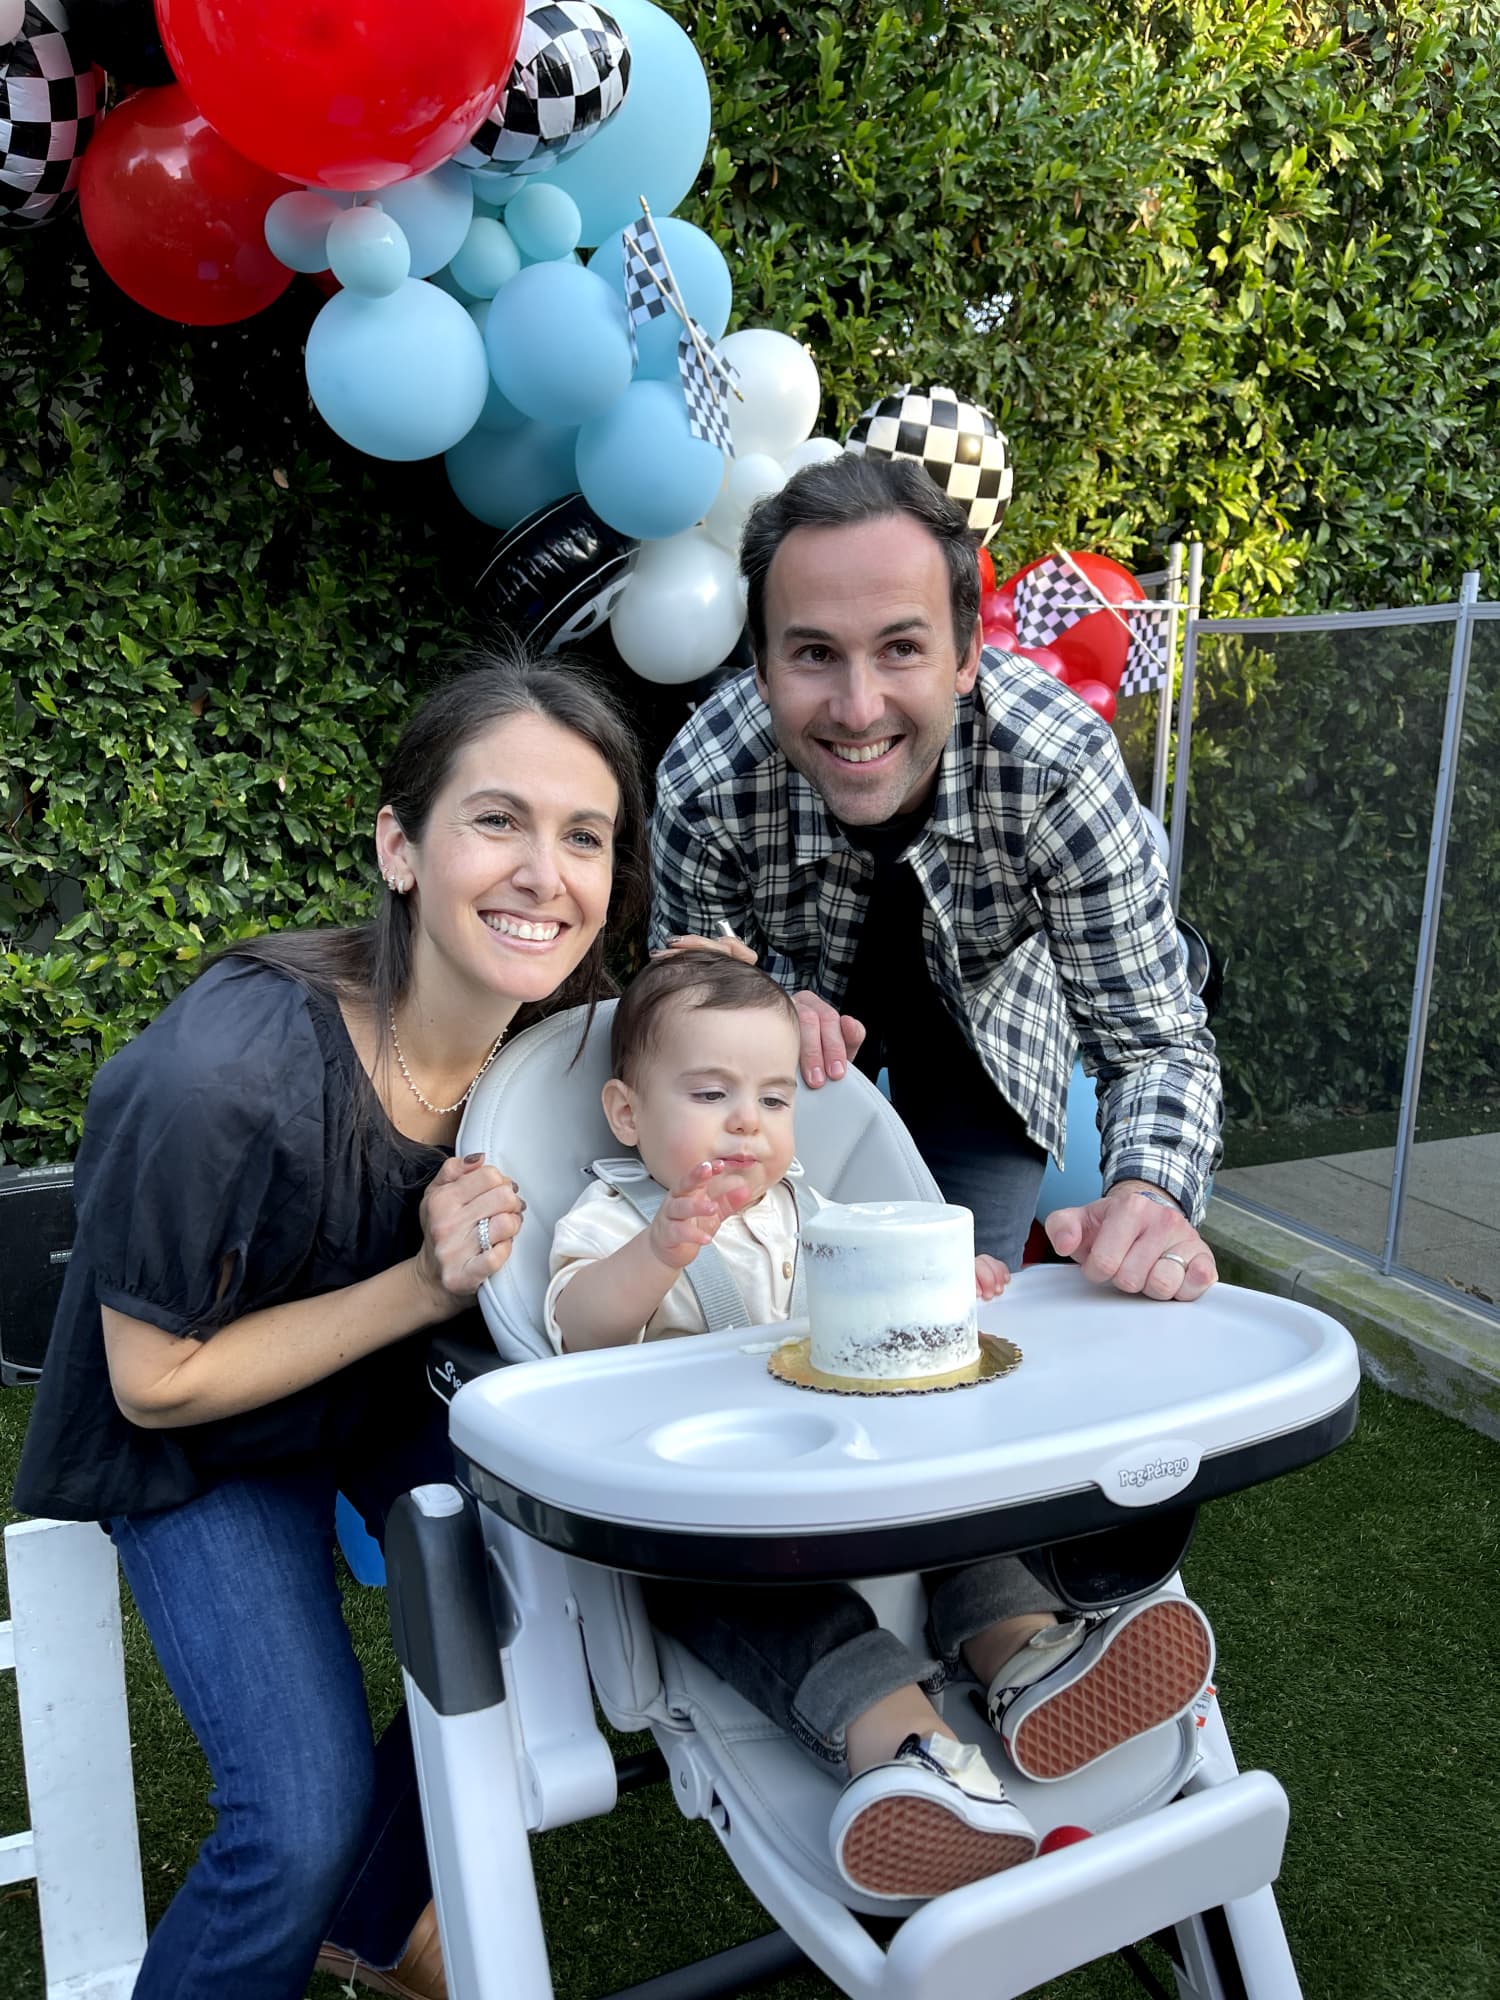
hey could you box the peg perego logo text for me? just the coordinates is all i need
[1117,1456,1192,1491]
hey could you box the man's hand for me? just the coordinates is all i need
[646,1159,756,1270]
[792,991,866,1088]
[1045,1184,1217,1301]
[974,1255,1010,1302]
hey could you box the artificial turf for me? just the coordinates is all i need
[0,1374,1495,2000]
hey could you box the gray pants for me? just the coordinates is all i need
[645,1557,1064,1770]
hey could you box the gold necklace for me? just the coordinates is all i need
[389,1008,507,1117]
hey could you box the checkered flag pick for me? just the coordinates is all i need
[1117,603,1175,698]
[678,322,737,456]
[1013,556,1086,650]
[620,215,671,365]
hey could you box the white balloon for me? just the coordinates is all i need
[1,0,29,43]
[780,436,843,475]
[718,329,821,460]
[702,450,786,551]
[611,531,747,684]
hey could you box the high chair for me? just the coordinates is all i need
[389,1002,1360,2000]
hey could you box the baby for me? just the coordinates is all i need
[549,951,1215,1902]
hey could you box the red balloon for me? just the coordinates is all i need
[1038,1825,1093,1854]
[80,85,294,324]
[1068,678,1118,725]
[1017,646,1070,678]
[156,0,524,191]
[978,545,996,593]
[995,551,1143,693]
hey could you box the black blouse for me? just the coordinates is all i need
[13,957,470,1522]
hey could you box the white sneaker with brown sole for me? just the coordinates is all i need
[987,1594,1215,1783]
[829,1732,1039,1901]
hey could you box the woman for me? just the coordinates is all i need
[13,649,648,2000]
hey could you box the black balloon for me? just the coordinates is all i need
[70,0,172,84]
[476,493,637,654]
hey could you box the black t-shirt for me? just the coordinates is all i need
[838,804,975,1082]
[13,957,468,1522]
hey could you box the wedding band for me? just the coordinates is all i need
[1156,1250,1190,1269]
[476,1215,492,1255]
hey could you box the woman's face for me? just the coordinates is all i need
[381,711,620,1017]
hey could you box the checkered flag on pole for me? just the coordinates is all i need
[1117,603,1175,698]
[678,321,737,455]
[1013,557,1085,650]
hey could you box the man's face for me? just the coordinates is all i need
[754,512,981,825]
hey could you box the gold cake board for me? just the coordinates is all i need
[768,1332,1022,1397]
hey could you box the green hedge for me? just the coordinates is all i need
[3,0,1499,1160]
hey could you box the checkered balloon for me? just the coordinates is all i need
[1,0,97,231]
[456,0,630,185]
[844,384,1013,534]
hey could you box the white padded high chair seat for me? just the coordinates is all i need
[452,1001,1204,1916]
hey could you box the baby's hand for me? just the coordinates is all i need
[975,1255,1010,1302]
[647,1159,756,1270]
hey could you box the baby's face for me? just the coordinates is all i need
[609,1002,801,1201]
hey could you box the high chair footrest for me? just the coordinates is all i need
[878,1770,1288,2000]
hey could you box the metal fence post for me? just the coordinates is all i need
[1150,542,1185,827]
[1380,572,1482,1272]
[1166,542,1204,907]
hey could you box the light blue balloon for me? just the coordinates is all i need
[264,190,342,273]
[503,184,583,263]
[363,164,474,279]
[445,421,581,530]
[465,301,528,432]
[485,262,633,427]
[589,215,731,379]
[528,0,710,246]
[325,206,411,297]
[306,282,489,463]
[449,218,521,299]
[576,377,724,540]
[1035,1064,1104,1220]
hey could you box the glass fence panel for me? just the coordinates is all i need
[1178,620,1456,1259]
[1403,618,1500,1312]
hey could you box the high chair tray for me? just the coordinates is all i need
[450,1266,1359,1579]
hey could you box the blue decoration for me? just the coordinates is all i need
[264,189,343,273]
[484,261,633,427]
[1035,1063,1104,1220]
[335,1492,386,1587]
[590,214,730,379]
[445,418,582,529]
[306,281,489,463]
[362,163,474,279]
[526,0,710,246]
[503,183,583,263]
[325,205,410,297]
[575,376,724,540]
[449,217,521,299]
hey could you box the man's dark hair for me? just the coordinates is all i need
[740,455,982,661]
[611,950,799,1086]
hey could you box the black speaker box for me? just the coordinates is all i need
[0,1162,76,1386]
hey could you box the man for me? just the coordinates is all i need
[650,453,1220,1299]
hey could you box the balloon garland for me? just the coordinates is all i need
[11,0,1172,706]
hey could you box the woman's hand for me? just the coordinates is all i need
[649,931,758,966]
[647,1158,755,1270]
[974,1254,1010,1302]
[414,1153,526,1316]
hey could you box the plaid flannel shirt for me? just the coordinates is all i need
[650,652,1222,1223]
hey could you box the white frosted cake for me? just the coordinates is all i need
[801,1200,980,1385]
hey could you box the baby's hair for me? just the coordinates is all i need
[611,950,800,1086]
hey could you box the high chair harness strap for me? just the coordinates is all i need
[586,1159,812,1334]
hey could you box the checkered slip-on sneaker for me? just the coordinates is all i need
[829,1732,1038,1901]
[987,1595,1215,1784]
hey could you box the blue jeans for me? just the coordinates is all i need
[646,1557,1064,1771]
[109,1414,452,2000]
